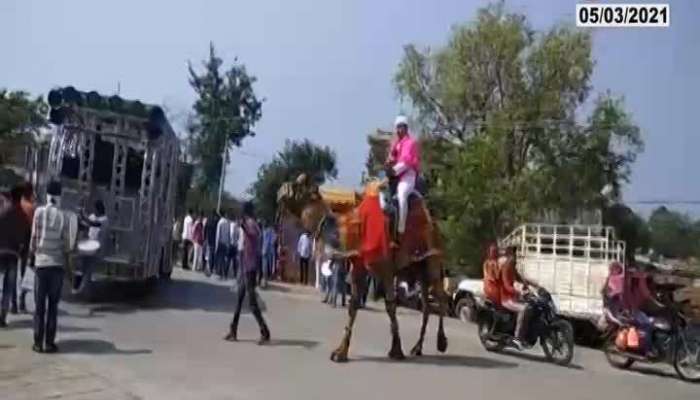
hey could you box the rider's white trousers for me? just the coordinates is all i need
[394,165,416,234]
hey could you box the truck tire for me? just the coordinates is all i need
[159,247,172,280]
[454,296,476,323]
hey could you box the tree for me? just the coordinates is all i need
[394,2,643,274]
[188,43,263,193]
[249,139,337,223]
[0,89,47,165]
[648,207,697,259]
[603,204,650,260]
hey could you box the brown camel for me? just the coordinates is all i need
[290,180,449,362]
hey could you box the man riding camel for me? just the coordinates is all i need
[385,115,420,246]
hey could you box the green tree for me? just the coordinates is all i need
[188,43,263,193]
[394,2,643,274]
[0,89,47,165]
[603,204,650,260]
[249,139,337,223]
[648,206,697,259]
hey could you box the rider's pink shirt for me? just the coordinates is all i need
[390,134,420,174]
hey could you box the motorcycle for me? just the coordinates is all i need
[603,305,700,382]
[476,287,574,366]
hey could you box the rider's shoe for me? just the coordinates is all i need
[511,338,524,351]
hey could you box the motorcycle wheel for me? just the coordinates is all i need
[541,319,574,366]
[603,336,635,369]
[478,318,505,352]
[674,335,700,383]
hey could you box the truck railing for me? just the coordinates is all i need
[500,223,625,264]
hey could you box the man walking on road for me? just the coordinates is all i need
[225,201,270,344]
[30,181,74,353]
[297,231,311,285]
[0,185,30,327]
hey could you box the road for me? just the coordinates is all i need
[1,269,698,400]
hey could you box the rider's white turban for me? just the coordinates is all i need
[394,115,408,128]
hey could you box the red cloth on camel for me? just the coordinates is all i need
[357,194,389,268]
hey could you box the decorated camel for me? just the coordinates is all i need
[278,175,448,362]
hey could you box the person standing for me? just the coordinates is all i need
[181,209,194,270]
[30,181,74,353]
[385,115,420,246]
[14,183,35,313]
[330,259,347,308]
[261,224,277,287]
[214,211,231,279]
[74,200,108,293]
[0,186,30,327]
[191,211,205,272]
[297,231,311,285]
[229,216,240,279]
[203,209,219,276]
[225,202,270,344]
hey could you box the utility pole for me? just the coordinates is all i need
[216,146,228,214]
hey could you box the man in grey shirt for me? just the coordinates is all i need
[30,181,74,353]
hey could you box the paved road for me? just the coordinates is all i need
[2,269,698,400]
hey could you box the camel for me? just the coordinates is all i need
[281,179,449,362]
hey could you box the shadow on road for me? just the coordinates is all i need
[231,338,320,349]
[58,339,152,355]
[3,319,100,334]
[66,277,268,316]
[354,354,518,369]
[499,350,584,370]
[624,364,679,380]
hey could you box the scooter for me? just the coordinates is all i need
[476,287,575,366]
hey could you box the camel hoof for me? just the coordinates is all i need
[437,335,448,353]
[389,348,406,360]
[331,350,349,363]
[410,345,423,356]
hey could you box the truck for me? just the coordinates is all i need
[500,223,626,339]
[38,86,179,298]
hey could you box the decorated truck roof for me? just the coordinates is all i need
[47,86,175,142]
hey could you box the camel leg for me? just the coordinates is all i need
[381,269,405,360]
[434,278,449,353]
[411,268,430,356]
[330,268,366,363]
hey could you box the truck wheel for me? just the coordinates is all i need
[454,296,476,323]
[159,248,172,280]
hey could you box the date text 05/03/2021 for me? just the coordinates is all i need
[576,4,669,27]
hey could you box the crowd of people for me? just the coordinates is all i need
[173,207,278,288]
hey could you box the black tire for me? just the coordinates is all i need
[673,335,700,382]
[478,317,505,352]
[604,336,635,369]
[455,296,476,323]
[541,319,575,366]
[159,247,172,281]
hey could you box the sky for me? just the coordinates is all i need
[1,0,698,215]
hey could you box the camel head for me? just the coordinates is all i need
[363,178,388,197]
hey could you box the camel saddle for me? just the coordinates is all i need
[383,185,435,263]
